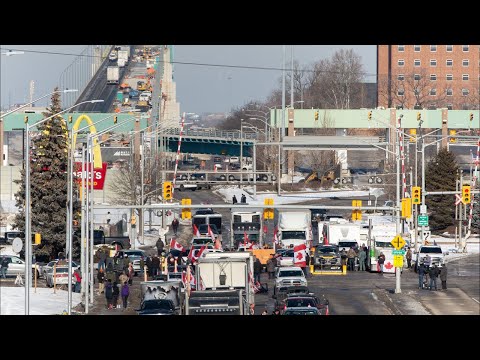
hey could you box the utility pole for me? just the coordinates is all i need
[459,171,463,252]
[395,125,401,294]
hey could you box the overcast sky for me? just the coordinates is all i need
[1,45,376,114]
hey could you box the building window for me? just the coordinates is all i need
[398,45,405,52]
[430,45,437,52]
[447,104,453,110]
[414,45,421,52]
[430,74,437,81]
[446,45,453,52]
[414,74,421,81]
[430,59,437,67]
[462,88,469,96]
[398,59,405,67]
[462,59,469,67]
[414,59,421,67]
[446,59,453,66]
[397,89,404,96]
[463,74,469,81]
[397,74,405,81]
[447,89,453,96]
[430,89,437,96]
[462,45,469,52]
[446,74,453,81]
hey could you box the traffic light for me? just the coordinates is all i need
[409,128,417,142]
[462,185,471,204]
[24,116,28,123]
[401,198,412,218]
[264,198,274,220]
[417,112,421,121]
[412,186,421,204]
[163,181,172,200]
[34,233,41,245]
[449,129,456,143]
[470,113,474,122]
[368,111,372,121]
[352,200,362,220]
[114,116,118,124]
[181,198,192,219]
[314,111,319,121]
[68,115,73,123]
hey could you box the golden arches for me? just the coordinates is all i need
[71,114,103,168]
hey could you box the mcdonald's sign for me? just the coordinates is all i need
[71,115,108,190]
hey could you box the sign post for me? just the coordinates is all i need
[390,234,406,294]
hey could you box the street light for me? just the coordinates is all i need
[24,98,103,315]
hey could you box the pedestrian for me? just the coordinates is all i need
[253,257,262,283]
[119,271,128,286]
[439,264,448,290]
[167,253,176,273]
[377,252,386,274]
[112,281,120,308]
[232,195,238,204]
[406,247,412,269]
[241,194,247,204]
[249,303,255,315]
[429,265,439,291]
[151,255,160,278]
[172,218,179,236]
[121,281,130,309]
[1,257,9,279]
[97,247,107,271]
[266,255,276,279]
[146,256,153,279]
[358,247,366,271]
[347,248,357,271]
[123,255,130,273]
[418,263,426,289]
[127,263,134,285]
[97,267,105,294]
[261,309,268,315]
[156,237,165,256]
[424,254,431,268]
[303,252,310,277]
[362,245,369,270]
[105,279,113,309]
[73,269,82,293]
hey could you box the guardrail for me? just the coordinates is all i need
[163,128,257,140]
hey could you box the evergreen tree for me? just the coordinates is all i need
[13,88,80,259]
[425,148,459,232]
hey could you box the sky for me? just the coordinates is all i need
[0,45,376,114]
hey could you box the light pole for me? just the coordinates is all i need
[25,98,101,315]
[243,124,263,201]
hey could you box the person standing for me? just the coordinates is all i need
[146,256,153,279]
[358,247,366,271]
[303,252,310,277]
[377,252,386,274]
[127,263,134,285]
[418,263,426,289]
[156,237,165,256]
[1,257,9,279]
[105,279,113,309]
[73,269,82,293]
[253,257,262,283]
[241,194,247,204]
[112,281,120,309]
[347,248,357,271]
[172,218,180,235]
[97,248,107,271]
[429,265,439,291]
[97,268,105,294]
[151,255,160,278]
[232,195,238,204]
[266,255,276,279]
[439,264,448,290]
[121,281,130,309]
[406,247,412,269]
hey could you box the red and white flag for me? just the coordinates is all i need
[169,238,185,252]
[182,269,196,288]
[188,245,206,264]
[273,227,279,245]
[244,232,253,249]
[214,238,222,250]
[207,225,216,241]
[193,224,201,237]
[294,243,307,267]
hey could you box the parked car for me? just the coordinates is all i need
[116,249,146,275]
[282,307,321,315]
[136,299,177,315]
[45,266,71,288]
[274,266,308,295]
[129,89,140,99]
[39,260,80,279]
[0,255,26,276]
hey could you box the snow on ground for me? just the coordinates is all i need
[0,287,82,315]
[213,186,372,205]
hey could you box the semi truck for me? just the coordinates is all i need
[277,210,312,249]
[140,280,183,314]
[117,50,129,66]
[185,252,254,315]
[107,66,119,85]
[230,209,262,249]
[322,221,361,247]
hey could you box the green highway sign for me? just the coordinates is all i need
[418,215,429,226]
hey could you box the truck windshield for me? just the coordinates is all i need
[420,247,442,253]
[279,270,304,277]
[282,231,306,240]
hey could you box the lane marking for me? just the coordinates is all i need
[472,297,480,304]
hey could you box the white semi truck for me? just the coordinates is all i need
[107,66,119,85]
[278,210,312,249]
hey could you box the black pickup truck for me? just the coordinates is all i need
[74,229,131,249]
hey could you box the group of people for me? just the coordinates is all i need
[232,194,247,204]
[338,244,370,272]
[418,263,448,291]
[103,278,130,310]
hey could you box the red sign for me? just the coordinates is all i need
[73,162,108,190]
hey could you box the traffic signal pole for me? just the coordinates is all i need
[395,124,401,294]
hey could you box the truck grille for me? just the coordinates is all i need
[280,279,303,286]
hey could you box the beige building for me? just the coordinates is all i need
[377,45,479,110]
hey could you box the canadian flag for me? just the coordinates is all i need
[244,232,253,249]
[193,224,201,237]
[294,243,307,267]
[182,269,196,288]
[188,245,206,264]
[273,227,279,244]
[214,238,222,250]
[169,238,185,252]
[207,225,216,241]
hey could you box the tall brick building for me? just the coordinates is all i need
[377,45,479,110]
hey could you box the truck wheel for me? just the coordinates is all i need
[261,175,268,181]
[219,175,226,181]
[228,175,235,181]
